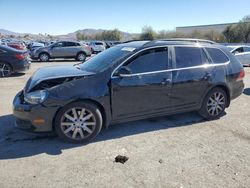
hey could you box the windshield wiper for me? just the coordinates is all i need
[73,64,81,70]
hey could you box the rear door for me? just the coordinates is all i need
[111,47,172,120]
[64,42,79,57]
[171,46,212,112]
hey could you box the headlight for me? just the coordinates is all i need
[24,90,48,104]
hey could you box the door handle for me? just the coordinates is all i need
[204,73,212,80]
[161,78,171,85]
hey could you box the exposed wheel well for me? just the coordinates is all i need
[52,99,107,131]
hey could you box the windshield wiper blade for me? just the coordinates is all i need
[73,64,81,70]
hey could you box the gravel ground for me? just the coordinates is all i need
[0,61,249,188]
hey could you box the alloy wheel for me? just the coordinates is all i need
[77,53,86,61]
[207,92,226,116]
[40,54,49,61]
[60,107,96,140]
[0,63,11,77]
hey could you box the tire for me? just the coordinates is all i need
[0,62,12,77]
[199,87,228,120]
[54,101,103,143]
[76,52,86,61]
[39,53,49,62]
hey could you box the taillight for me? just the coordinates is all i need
[15,54,25,60]
[237,69,245,81]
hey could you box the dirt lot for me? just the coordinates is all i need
[0,61,250,188]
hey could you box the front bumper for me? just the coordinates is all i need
[13,91,58,132]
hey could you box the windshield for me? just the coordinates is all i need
[79,46,135,73]
[227,46,236,51]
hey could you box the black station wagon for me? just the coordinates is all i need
[13,39,245,143]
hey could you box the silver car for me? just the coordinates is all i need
[227,45,250,66]
[89,41,106,53]
[31,41,92,62]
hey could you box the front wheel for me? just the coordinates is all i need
[199,88,227,120]
[54,102,103,143]
[39,53,49,62]
[76,52,86,61]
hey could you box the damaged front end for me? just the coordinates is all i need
[13,65,96,132]
[31,76,84,91]
[24,76,85,105]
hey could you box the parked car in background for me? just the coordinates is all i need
[105,41,121,49]
[27,42,45,51]
[0,40,7,45]
[28,42,45,55]
[227,45,250,66]
[7,42,26,50]
[30,41,91,62]
[89,41,106,53]
[0,45,30,77]
[13,39,245,143]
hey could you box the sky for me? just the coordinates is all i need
[0,0,250,35]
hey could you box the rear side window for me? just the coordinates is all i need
[175,47,205,68]
[126,47,168,74]
[206,48,229,64]
[66,42,78,47]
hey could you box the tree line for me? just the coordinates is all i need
[76,29,122,41]
[77,15,250,43]
[139,15,250,43]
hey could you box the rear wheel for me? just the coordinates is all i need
[0,62,12,77]
[199,87,227,120]
[39,53,49,62]
[54,101,103,143]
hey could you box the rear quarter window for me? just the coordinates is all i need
[206,48,229,64]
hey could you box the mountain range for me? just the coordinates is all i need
[0,28,136,40]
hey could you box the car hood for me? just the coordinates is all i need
[24,65,94,92]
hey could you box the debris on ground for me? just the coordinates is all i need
[158,159,163,164]
[114,155,129,164]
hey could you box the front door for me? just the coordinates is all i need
[111,47,172,120]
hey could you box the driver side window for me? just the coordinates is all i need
[124,47,168,74]
[54,42,64,48]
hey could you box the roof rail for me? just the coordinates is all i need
[122,39,150,44]
[157,38,216,44]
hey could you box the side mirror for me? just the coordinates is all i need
[116,66,132,77]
